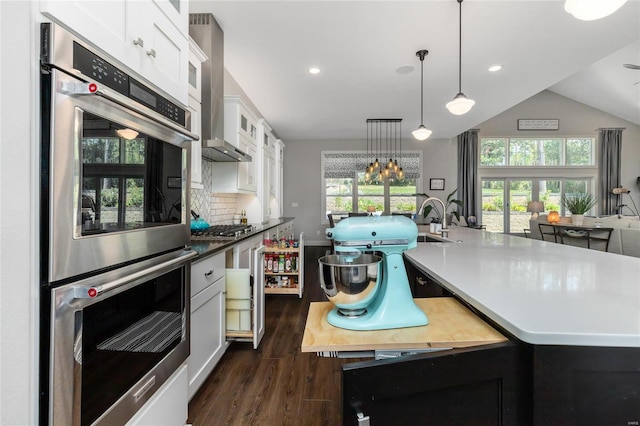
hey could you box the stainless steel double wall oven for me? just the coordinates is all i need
[39,23,197,425]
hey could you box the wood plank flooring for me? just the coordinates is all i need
[187,246,352,426]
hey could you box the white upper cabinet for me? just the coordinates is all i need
[224,96,257,148]
[40,0,189,105]
[188,37,207,188]
[257,119,274,223]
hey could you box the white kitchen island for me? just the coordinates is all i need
[405,227,640,348]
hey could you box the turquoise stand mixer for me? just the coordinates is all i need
[319,215,428,331]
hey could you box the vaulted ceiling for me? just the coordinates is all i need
[190,0,640,141]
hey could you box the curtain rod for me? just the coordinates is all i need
[597,127,626,130]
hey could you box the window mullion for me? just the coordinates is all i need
[353,171,359,213]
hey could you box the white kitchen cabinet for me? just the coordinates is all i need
[125,364,188,426]
[270,139,285,219]
[210,133,258,194]
[257,119,274,223]
[40,0,189,105]
[188,38,207,188]
[188,253,228,399]
[224,96,258,148]
[227,237,265,349]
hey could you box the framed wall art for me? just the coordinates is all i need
[430,178,445,191]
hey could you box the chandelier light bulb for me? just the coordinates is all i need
[398,168,405,179]
[365,171,370,180]
[393,160,399,173]
[564,0,627,20]
[374,158,379,169]
[412,125,432,141]
[387,158,394,169]
[446,93,476,115]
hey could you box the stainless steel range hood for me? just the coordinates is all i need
[189,13,251,162]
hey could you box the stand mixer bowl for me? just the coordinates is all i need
[318,253,382,317]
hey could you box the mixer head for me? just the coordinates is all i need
[326,215,418,253]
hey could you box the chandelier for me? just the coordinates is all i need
[364,119,405,182]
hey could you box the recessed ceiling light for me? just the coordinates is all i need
[309,67,320,74]
[488,64,502,72]
[396,65,415,74]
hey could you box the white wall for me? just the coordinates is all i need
[0,1,39,424]
[283,137,457,245]
[477,90,640,211]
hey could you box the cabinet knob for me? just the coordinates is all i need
[146,48,157,58]
[204,269,214,277]
[133,37,144,47]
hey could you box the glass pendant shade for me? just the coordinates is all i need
[446,93,476,115]
[374,158,379,169]
[387,159,394,168]
[412,125,432,141]
[365,171,371,180]
[564,0,627,20]
[398,168,405,179]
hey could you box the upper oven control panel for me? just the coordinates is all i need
[72,42,186,127]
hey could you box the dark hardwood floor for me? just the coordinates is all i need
[187,246,351,426]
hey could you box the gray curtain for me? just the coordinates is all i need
[598,128,624,215]
[457,129,479,218]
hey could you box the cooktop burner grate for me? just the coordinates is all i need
[191,224,254,239]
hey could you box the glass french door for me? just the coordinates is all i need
[482,178,594,234]
[481,179,532,234]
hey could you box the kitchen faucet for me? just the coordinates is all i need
[418,197,449,237]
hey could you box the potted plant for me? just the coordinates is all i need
[561,193,597,226]
[419,188,464,225]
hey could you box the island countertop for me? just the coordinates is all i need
[404,227,640,348]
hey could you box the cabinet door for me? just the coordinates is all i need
[188,277,226,398]
[40,0,140,69]
[126,365,188,425]
[342,341,532,426]
[188,96,202,188]
[137,1,188,105]
[252,246,266,349]
[261,144,270,221]
[237,140,258,193]
[153,0,189,36]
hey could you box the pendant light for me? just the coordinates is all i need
[564,0,627,21]
[364,119,405,182]
[446,0,475,116]
[412,50,432,141]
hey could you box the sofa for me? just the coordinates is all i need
[529,215,640,258]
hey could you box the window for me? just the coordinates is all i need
[322,152,421,220]
[481,137,595,167]
[479,137,597,234]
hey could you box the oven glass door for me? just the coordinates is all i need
[80,111,183,235]
[81,267,185,426]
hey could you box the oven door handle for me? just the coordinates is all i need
[73,250,197,299]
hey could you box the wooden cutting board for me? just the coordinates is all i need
[301,297,507,353]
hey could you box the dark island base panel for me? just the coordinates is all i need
[342,342,640,426]
[534,345,640,425]
[342,341,533,426]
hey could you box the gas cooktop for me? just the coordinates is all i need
[191,224,254,240]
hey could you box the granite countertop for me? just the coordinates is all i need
[189,217,295,259]
[404,227,640,348]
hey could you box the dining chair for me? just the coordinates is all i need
[348,212,368,217]
[326,214,335,254]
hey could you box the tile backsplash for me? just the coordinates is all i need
[190,159,238,225]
